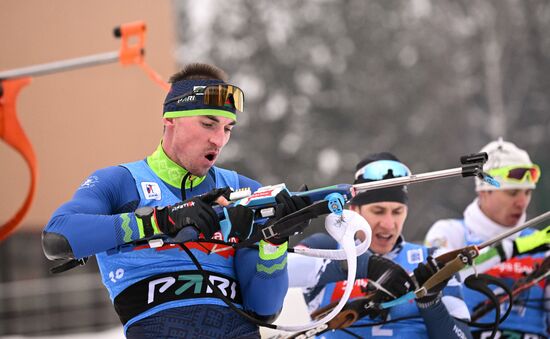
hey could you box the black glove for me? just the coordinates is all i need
[262,190,311,245]
[413,256,448,307]
[367,255,415,300]
[364,255,414,319]
[225,205,254,241]
[154,188,228,238]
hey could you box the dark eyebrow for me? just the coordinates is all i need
[206,115,237,126]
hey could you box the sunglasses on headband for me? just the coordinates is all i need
[487,164,541,184]
[355,160,412,181]
[164,84,244,112]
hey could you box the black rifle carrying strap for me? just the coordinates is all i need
[233,200,331,250]
[465,273,513,339]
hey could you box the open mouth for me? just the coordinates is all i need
[205,151,218,162]
[375,234,393,241]
[510,213,522,221]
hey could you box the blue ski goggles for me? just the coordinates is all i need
[354,160,412,181]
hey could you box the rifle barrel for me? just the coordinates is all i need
[478,211,550,250]
[352,167,464,193]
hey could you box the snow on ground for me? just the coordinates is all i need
[261,288,311,338]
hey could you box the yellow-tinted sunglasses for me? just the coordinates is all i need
[487,164,541,184]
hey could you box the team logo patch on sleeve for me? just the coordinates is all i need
[407,248,424,264]
[141,182,161,200]
[78,176,99,190]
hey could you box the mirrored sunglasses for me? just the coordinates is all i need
[355,160,412,181]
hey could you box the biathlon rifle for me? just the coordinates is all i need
[139,152,497,251]
[210,152,498,249]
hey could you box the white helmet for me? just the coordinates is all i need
[475,137,539,191]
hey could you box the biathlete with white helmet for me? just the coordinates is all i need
[425,138,549,339]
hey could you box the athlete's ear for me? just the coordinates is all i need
[162,117,175,126]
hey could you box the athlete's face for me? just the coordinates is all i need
[350,202,407,255]
[162,115,234,176]
[478,189,532,227]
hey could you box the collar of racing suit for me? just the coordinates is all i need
[463,198,526,242]
[373,235,405,260]
[146,143,207,189]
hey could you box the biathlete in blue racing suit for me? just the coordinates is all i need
[290,234,472,339]
[288,152,472,339]
[42,63,310,339]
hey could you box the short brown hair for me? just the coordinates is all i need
[169,63,228,83]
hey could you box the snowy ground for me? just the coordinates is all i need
[261,288,311,338]
[1,288,310,339]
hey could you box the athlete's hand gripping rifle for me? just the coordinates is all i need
[217,152,498,248]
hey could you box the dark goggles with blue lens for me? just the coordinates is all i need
[355,160,412,181]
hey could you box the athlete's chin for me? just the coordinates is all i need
[192,167,211,177]
[503,216,521,227]
[190,160,216,177]
[371,243,394,255]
